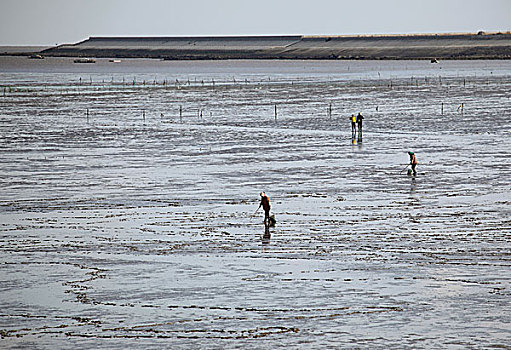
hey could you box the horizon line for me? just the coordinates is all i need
[2,30,510,47]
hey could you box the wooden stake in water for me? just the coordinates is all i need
[86,108,89,123]
[274,104,277,121]
[179,106,182,121]
[441,103,444,115]
[328,103,332,118]
[143,110,145,122]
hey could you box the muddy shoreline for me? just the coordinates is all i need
[0,59,510,349]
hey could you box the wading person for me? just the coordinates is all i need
[257,192,271,225]
[408,151,418,175]
[350,114,357,138]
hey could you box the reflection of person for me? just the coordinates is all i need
[408,151,418,175]
[258,192,271,224]
[350,114,356,137]
[262,224,271,245]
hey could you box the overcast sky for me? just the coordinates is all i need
[0,0,510,45]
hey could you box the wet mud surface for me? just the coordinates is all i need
[0,58,510,348]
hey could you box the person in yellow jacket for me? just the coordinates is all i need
[350,114,356,138]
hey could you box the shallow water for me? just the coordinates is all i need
[0,57,510,349]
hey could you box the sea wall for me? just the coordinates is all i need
[41,33,511,60]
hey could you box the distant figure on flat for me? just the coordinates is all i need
[356,112,364,139]
[257,192,271,225]
[408,151,418,175]
[350,114,357,138]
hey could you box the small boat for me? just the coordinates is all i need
[28,54,44,59]
[430,58,439,63]
[109,59,121,63]
[74,58,96,64]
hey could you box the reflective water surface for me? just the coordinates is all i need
[0,57,510,348]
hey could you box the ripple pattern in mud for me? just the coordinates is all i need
[1,59,510,349]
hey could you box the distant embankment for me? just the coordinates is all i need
[41,33,511,60]
[0,46,50,55]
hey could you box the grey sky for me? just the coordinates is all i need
[0,0,510,45]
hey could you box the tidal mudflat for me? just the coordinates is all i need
[0,58,510,349]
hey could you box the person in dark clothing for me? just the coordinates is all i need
[257,192,271,224]
[356,112,364,137]
[408,151,418,175]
